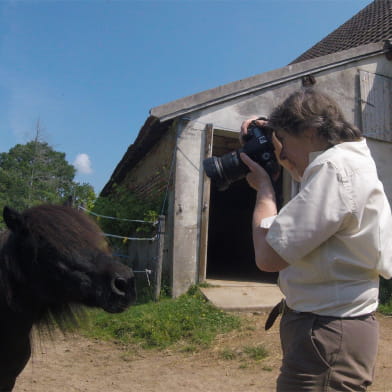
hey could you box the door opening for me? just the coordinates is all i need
[205,130,278,283]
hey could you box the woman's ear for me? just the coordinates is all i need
[303,127,316,140]
[306,128,329,150]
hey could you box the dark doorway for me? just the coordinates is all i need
[205,131,278,283]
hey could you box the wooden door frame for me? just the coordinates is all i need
[198,123,213,282]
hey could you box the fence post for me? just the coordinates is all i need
[154,215,165,301]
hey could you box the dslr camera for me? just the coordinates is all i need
[203,119,280,191]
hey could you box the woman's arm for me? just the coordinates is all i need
[240,152,289,272]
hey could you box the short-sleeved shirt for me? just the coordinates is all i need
[266,139,392,317]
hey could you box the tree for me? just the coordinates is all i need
[70,182,96,210]
[92,183,162,252]
[0,138,96,227]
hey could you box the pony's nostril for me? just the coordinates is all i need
[111,276,128,296]
[116,277,128,291]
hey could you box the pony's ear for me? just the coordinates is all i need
[3,206,24,232]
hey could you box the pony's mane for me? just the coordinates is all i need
[22,204,109,257]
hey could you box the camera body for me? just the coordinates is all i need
[203,121,280,191]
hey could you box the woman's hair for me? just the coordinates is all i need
[269,88,362,145]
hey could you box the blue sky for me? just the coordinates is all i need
[0,0,372,194]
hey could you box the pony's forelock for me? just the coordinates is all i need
[23,205,109,259]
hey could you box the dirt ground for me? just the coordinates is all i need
[14,312,392,392]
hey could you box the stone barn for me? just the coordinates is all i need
[101,0,392,297]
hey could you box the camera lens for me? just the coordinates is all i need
[203,124,279,191]
[203,151,248,191]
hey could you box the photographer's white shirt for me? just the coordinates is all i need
[265,139,392,317]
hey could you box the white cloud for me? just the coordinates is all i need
[73,153,93,175]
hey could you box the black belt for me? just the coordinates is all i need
[265,299,319,330]
[265,299,286,331]
[264,299,374,331]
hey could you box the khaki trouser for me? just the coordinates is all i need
[277,310,379,392]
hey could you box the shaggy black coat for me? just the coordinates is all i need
[0,205,136,391]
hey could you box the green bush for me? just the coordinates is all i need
[93,185,162,235]
[376,278,392,315]
[379,277,392,305]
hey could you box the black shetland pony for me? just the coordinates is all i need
[0,204,136,391]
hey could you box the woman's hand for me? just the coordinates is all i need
[240,152,273,191]
[240,117,268,145]
[241,116,301,183]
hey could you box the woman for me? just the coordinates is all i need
[240,88,392,391]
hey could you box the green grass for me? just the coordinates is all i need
[80,287,241,350]
[220,347,237,360]
[243,344,269,361]
[219,344,269,362]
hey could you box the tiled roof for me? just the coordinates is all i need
[291,0,392,64]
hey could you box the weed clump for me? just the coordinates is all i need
[82,287,241,350]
